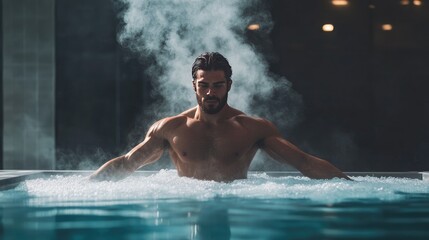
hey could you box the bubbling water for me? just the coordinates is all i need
[16,170,429,204]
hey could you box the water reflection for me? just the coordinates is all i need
[193,201,230,240]
[2,190,429,239]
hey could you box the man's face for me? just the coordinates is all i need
[193,70,231,114]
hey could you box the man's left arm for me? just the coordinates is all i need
[258,120,351,180]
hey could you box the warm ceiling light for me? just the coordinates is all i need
[382,24,393,31]
[332,0,349,6]
[400,0,410,5]
[322,24,335,32]
[413,0,422,6]
[247,24,260,31]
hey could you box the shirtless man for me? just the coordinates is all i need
[90,52,350,181]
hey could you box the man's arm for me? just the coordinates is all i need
[258,120,351,180]
[89,120,167,181]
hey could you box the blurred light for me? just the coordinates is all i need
[247,24,260,31]
[369,4,375,9]
[400,0,410,5]
[382,24,393,31]
[413,0,422,6]
[332,0,349,6]
[322,24,335,32]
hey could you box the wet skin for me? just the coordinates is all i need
[90,70,350,182]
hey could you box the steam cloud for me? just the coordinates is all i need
[117,0,301,120]
[116,0,303,169]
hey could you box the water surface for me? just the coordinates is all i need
[1,170,428,240]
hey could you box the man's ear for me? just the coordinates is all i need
[227,79,232,91]
[192,80,196,92]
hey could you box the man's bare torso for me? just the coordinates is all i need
[160,107,269,181]
[90,57,350,182]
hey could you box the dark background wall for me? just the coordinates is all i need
[30,0,429,171]
[269,0,373,171]
[268,0,429,171]
[0,0,3,169]
[55,0,153,168]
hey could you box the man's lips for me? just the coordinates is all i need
[204,98,219,104]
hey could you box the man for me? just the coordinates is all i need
[90,52,350,181]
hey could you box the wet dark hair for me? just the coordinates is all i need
[191,52,232,81]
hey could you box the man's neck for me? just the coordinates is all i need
[194,104,231,124]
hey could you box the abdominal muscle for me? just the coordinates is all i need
[168,145,258,182]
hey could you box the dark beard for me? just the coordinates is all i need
[197,93,228,114]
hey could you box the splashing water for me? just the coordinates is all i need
[11,170,429,204]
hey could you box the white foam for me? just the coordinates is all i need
[19,170,429,203]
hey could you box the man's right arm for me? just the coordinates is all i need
[89,119,168,181]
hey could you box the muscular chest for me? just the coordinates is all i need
[168,122,257,162]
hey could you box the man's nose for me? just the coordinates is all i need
[206,88,216,96]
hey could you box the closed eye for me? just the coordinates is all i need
[198,83,209,88]
[197,82,226,89]
[213,83,226,88]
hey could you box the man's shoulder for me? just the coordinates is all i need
[232,114,280,138]
[232,114,272,126]
[157,114,189,129]
[147,115,188,138]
